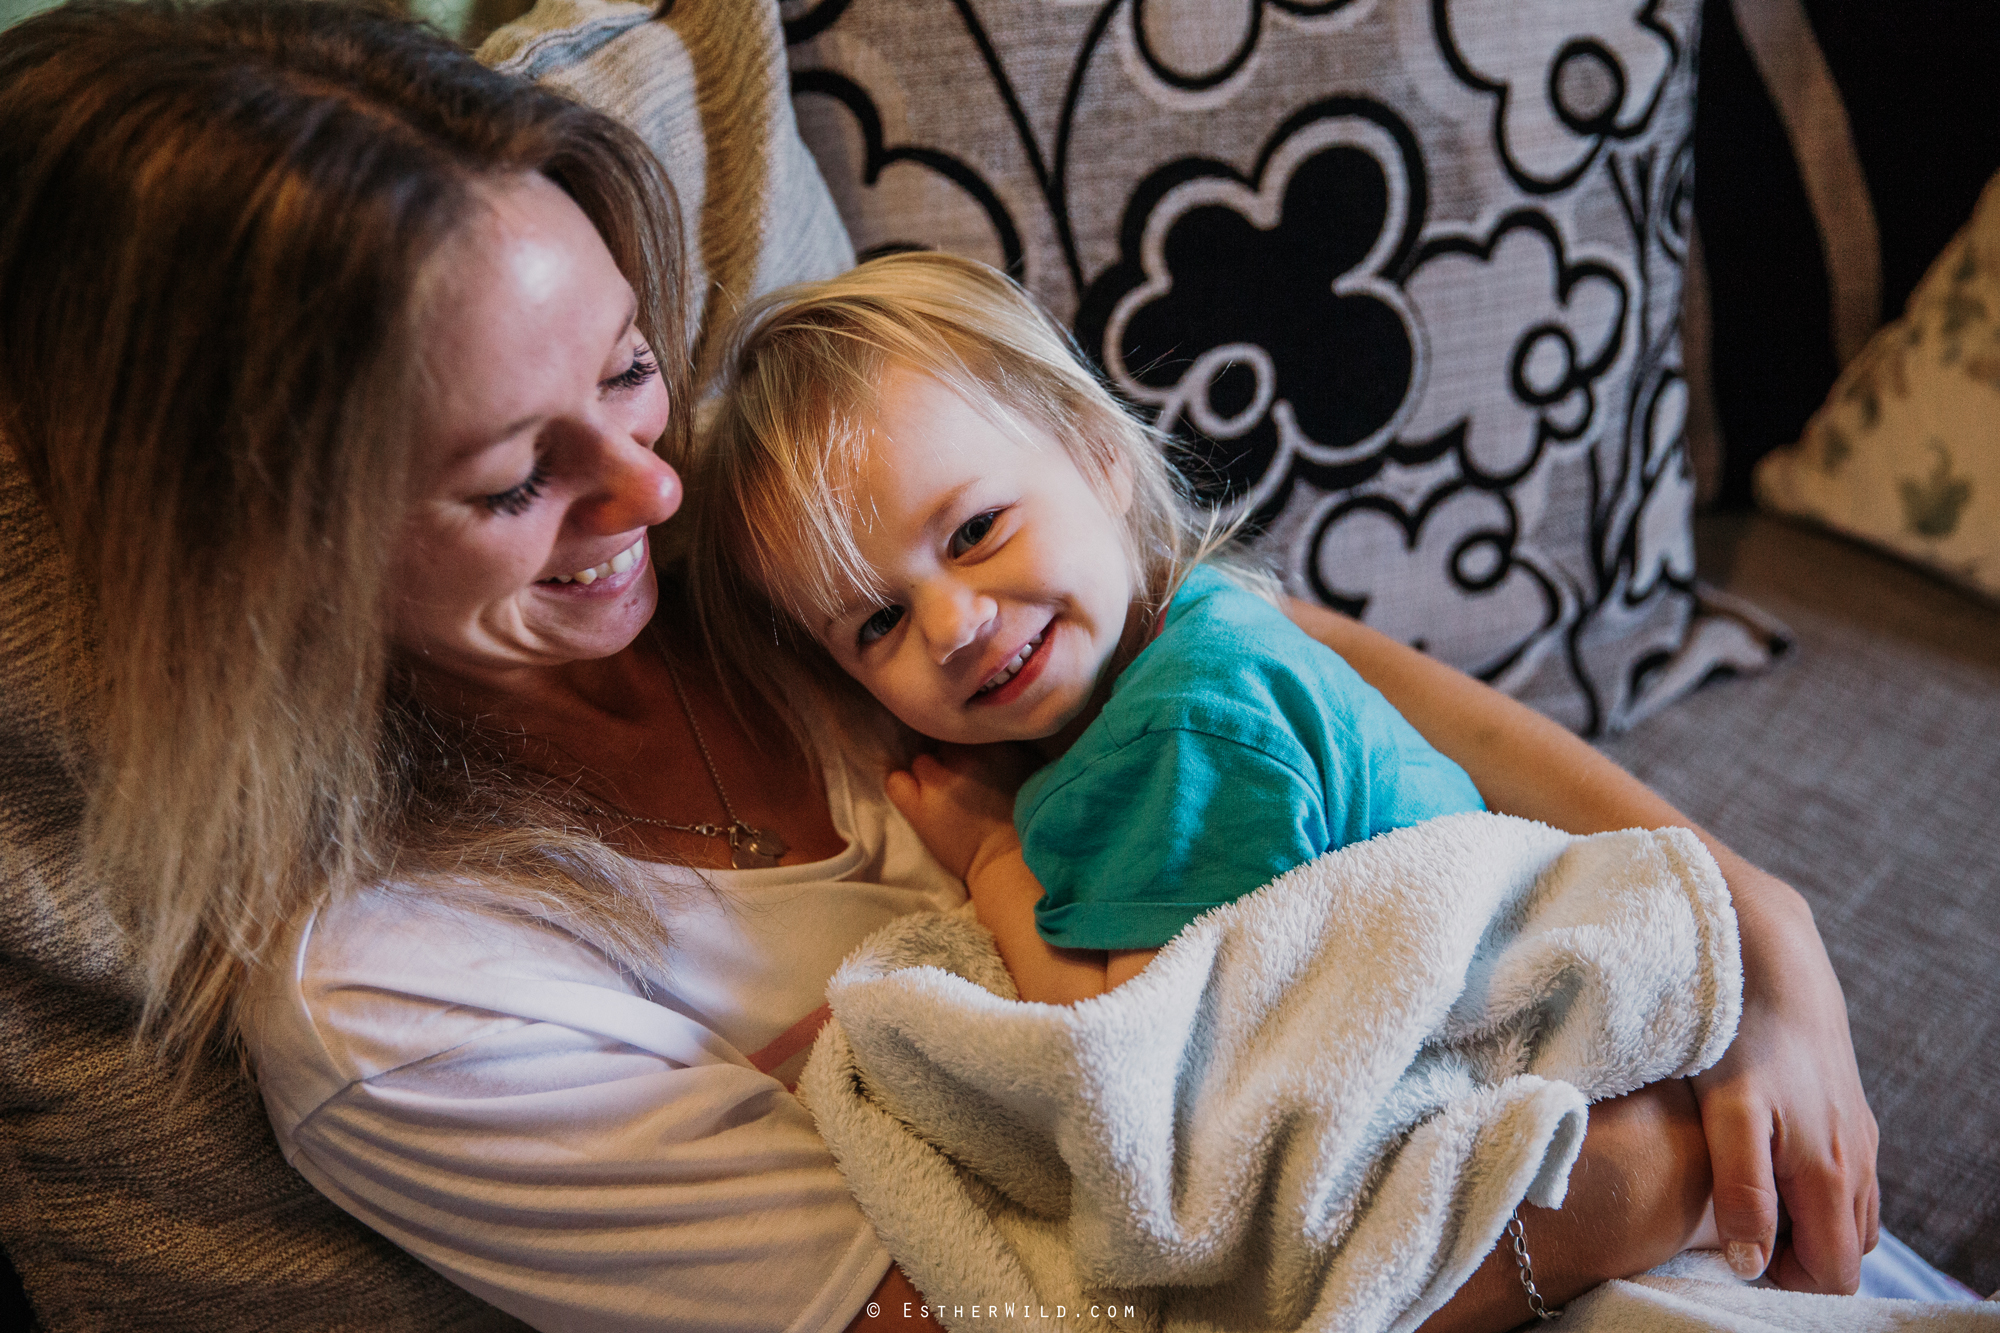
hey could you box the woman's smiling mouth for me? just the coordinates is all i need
[542,536,645,585]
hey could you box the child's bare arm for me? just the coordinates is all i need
[885,748,1120,1003]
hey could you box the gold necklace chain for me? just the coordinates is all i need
[566,640,790,869]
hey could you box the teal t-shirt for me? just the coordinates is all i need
[1016,565,1484,950]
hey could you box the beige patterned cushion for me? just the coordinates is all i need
[480,0,855,383]
[1758,170,2000,602]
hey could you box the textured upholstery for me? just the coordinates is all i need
[1600,511,2000,1294]
[0,448,522,1331]
[782,0,1789,737]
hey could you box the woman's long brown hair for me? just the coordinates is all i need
[0,0,689,1077]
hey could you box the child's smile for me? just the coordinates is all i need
[812,363,1138,747]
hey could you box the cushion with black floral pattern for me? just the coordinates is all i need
[782,0,1786,734]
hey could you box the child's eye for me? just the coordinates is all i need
[948,510,999,558]
[482,463,548,516]
[602,347,658,393]
[856,604,905,648]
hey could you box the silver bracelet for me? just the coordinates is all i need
[1506,1210,1563,1321]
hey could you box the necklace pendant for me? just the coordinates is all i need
[728,822,789,870]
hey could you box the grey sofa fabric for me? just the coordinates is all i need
[1600,511,2000,1296]
[0,450,525,1332]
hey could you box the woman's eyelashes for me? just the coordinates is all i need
[602,346,658,394]
[482,463,548,516]
[856,603,905,648]
[948,509,1000,558]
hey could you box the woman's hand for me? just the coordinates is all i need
[846,1264,945,1333]
[1687,854,1878,1291]
[885,744,1035,881]
[1281,598,1880,1294]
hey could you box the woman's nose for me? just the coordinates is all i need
[916,584,995,665]
[574,436,682,534]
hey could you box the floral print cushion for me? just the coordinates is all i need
[783,0,1787,735]
[1759,171,2000,602]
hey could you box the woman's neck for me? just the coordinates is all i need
[399,626,847,869]
[401,643,658,740]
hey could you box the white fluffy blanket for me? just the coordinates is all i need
[799,812,1743,1331]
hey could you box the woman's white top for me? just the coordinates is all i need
[241,758,965,1333]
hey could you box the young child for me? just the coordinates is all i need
[687,252,1485,1003]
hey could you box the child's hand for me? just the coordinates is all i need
[891,745,1117,1005]
[885,744,1036,882]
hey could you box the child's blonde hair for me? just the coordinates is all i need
[684,251,1266,752]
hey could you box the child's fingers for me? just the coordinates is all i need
[909,752,965,791]
[884,768,924,819]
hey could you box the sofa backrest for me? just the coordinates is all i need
[0,438,521,1331]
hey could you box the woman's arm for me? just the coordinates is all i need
[855,1077,1715,1333]
[1285,598,1879,1294]
[1419,1079,1715,1331]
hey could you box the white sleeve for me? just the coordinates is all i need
[249,894,891,1333]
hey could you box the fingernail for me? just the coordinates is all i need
[1726,1241,1767,1279]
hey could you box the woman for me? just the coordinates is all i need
[0,2,1876,1329]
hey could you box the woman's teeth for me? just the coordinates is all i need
[545,538,644,585]
[975,632,1044,696]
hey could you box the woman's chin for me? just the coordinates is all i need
[528,568,659,662]
[401,578,659,683]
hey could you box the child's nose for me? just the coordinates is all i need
[916,585,995,665]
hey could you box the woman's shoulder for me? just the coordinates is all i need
[241,879,747,1149]
[279,879,647,1031]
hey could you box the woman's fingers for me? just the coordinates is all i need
[1692,1045,1874,1294]
[1767,1106,1874,1293]
[1697,1087,1780,1279]
[1691,868,1878,1295]
[1864,1168,1881,1256]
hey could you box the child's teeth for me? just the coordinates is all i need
[610,545,637,575]
[978,634,1042,694]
